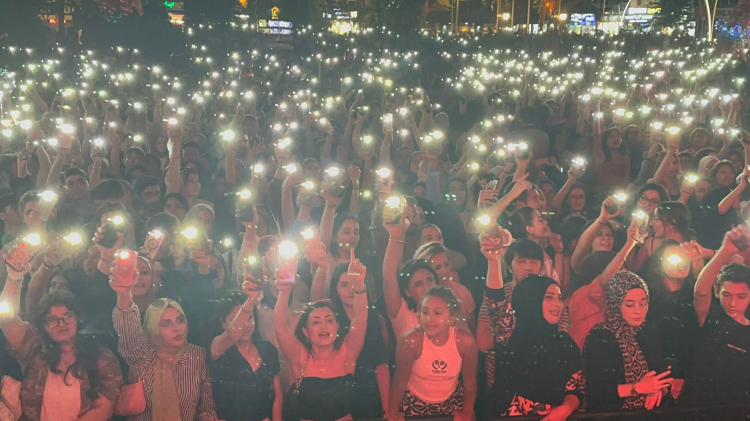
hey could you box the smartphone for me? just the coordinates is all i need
[383,196,405,225]
[5,243,31,273]
[142,230,165,260]
[486,178,500,190]
[276,241,298,284]
[113,249,137,282]
[516,143,531,160]
[98,216,125,249]
[52,233,87,265]
[383,113,393,131]
[571,165,586,179]
[732,235,750,252]
[604,202,620,216]
[238,204,255,223]
[99,227,119,249]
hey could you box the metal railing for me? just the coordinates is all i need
[368,405,750,421]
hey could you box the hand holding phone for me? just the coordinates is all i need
[109,249,137,292]
[276,241,298,284]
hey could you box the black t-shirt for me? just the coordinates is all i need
[646,285,698,377]
[210,341,280,421]
[681,302,750,406]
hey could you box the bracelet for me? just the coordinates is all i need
[353,287,367,294]
[630,383,639,397]
[240,305,253,314]
[389,238,406,244]
[92,166,102,170]
[7,277,22,284]
[42,258,54,269]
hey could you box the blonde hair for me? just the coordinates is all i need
[414,241,447,261]
[185,203,214,223]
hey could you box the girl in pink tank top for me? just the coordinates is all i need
[388,286,478,421]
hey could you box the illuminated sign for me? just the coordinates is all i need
[570,13,596,26]
[271,6,280,19]
[325,8,358,20]
[258,20,293,29]
[268,20,292,28]
[261,28,292,34]
[624,6,660,22]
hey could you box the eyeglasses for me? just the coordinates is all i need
[638,196,661,206]
[45,311,76,328]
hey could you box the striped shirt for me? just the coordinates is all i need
[113,305,218,421]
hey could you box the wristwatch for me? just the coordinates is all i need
[630,383,639,397]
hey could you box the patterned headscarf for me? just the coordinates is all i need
[599,271,650,410]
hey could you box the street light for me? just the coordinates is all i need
[502,12,511,19]
[559,13,568,20]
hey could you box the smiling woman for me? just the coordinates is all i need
[486,275,583,420]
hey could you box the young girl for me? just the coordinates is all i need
[389,286,477,421]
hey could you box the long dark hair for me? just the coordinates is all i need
[560,182,587,218]
[600,127,628,163]
[507,206,537,239]
[293,301,343,350]
[203,291,262,348]
[330,264,350,315]
[329,213,360,257]
[655,201,694,241]
[644,239,696,300]
[32,291,104,401]
[398,259,440,312]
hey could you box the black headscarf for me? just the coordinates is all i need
[489,275,583,417]
[511,275,559,339]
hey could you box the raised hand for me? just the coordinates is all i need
[108,250,137,294]
[241,277,263,302]
[627,217,647,244]
[5,246,32,281]
[600,196,623,221]
[477,189,499,208]
[383,207,411,238]
[347,248,366,288]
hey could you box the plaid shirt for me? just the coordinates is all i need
[7,321,122,421]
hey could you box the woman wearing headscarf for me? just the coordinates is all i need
[583,271,673,412]
[485,275,583,420]
[698,155,719,177]
[110,254,219,421]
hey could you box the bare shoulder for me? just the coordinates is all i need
[398,327,423,357]
[455,329,477,354]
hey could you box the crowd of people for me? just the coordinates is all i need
[0,20,749,421]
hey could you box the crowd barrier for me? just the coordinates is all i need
[363,405,750,421]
